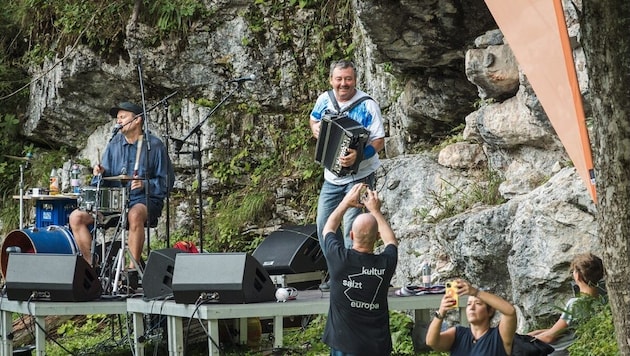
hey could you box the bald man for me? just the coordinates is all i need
[321,183,398,356]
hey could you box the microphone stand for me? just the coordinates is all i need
[160,96,173,247]
[141,91,178,117]
[172,82,246,252]
[126,90,178,250]
[137,52,151,269]
[19,162,26,230]
[143,91,178,249]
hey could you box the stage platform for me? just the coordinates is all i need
[0,297,127,356]
[0,289,466,355]
[126,289,466,356]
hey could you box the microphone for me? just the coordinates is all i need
[171,137,186,153]
[229,74,256,83]
[110,124,123,141]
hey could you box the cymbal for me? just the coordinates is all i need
[3,155,31,161]
[102,174,144,181]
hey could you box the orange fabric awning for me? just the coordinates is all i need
[484,0,596,202]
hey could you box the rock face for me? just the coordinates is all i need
[16,0,597,331]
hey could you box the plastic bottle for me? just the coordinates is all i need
[70,164,81,194]
[421,261,431,288]
[49,168,60,195]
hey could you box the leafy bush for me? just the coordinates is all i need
[569,302,619,355]
[282,311,418,356]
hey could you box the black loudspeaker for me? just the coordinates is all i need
[252,224,326,274]
[143,248,182,299]
[171,253,276,304]
[5,254,101,302]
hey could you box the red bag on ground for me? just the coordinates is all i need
[173,240,199,253]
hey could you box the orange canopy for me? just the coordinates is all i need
[484,0,596,202]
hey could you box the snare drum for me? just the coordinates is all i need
[78,187,125,213]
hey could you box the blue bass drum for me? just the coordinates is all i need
[0,225,78,279]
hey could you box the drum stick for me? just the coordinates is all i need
[96,148,102,175]
[133,136,143,177]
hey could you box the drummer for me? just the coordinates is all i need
[69,102,173,276]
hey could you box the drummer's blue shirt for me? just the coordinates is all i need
[91,132,173,210]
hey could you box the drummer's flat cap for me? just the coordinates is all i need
[109,102,143,118]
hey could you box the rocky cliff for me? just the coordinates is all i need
[15,0,597,331]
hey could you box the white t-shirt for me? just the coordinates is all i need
[310,89,385,185]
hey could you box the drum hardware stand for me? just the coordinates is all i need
[170,81,247,252]
[88,181,120,294]
[18,161,26,230]
[89,182,140,295]
[107,184,144,295]
[5,154,32,230]
[88,179,108,269]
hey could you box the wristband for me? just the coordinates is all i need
[363,145,376,159]
[434,310,445,320]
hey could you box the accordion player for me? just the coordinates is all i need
[314,111,370,177]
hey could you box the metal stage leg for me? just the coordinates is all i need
[273,315,284,349]
[0,309,12,355]
[208,319,220,356]
[167,316,183,355]
[238,318,248,345]
[34,316,45,356]
[132,312,145,356]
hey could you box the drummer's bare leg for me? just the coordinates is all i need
[127,204,147,270]
[69,209,95,265]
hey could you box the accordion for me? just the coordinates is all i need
[314,112,369,177]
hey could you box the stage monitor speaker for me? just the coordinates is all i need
[5,253,101,302]
[142,248,182,299]
[171,253,275,304]
[252,224,327,274]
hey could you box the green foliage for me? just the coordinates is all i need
[283,314,328,354]
[198,107,322,252]
[416,169,505,223]
[390,311,415,355]
[0,114,34,233]
[245,0,354,91]
[473,97,496,109]
[0,0,210,65]
[46,314,131,355]
[282,311,427,355]
[288,0,322,9]
[431,123,467,152]
[568,297,619,355]
[205,189,273,252]
[146,0,207,35]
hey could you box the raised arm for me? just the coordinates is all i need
[362,187,397,246]
[459,280,517,354]
[426,293,458,351]
[322,183,363,237]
